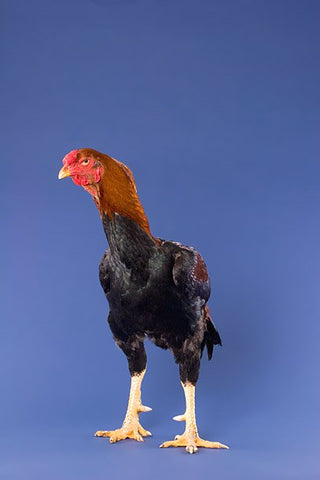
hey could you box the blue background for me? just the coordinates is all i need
[1,0,319,478]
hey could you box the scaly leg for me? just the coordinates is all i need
[160,382,229,454]
[95,369,152,443]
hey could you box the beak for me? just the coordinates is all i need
[58,165,71,179]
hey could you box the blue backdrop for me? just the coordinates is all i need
[1,1,319,478]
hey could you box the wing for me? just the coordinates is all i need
[172,246,211,303]
[99,249,111,296]
[169,243,221,359]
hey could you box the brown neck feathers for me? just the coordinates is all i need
[96,154,152,236]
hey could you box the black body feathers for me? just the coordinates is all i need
[99,214,221,384]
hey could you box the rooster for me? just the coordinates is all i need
[58,149,228,454]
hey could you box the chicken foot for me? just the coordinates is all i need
[160,382,229,454]
[94,369,152,443]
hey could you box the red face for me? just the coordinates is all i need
[58,149,103,187]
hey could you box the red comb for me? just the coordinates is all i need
[63,149,79,166]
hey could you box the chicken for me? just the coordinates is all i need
[58,148,229,454]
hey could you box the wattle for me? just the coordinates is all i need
[71,165,103,187]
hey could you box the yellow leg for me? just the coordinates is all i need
[94,369,152,443]
[160,382,229,454]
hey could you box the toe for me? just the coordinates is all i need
[173,415,186,422]
[139,405,152,412]
[217,442,229,449]
[186,445,198,454]
[160,441,172,448]
[139,426,152,437]
[197,439,230,449]
[94,430,110,437]
[133,433,144,442]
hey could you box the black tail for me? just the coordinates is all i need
[201,307,222,360]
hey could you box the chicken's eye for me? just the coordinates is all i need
[82,159,89,165]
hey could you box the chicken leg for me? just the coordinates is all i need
[94,369,152,442]
[160,382,229,454]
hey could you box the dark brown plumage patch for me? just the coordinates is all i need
[194,253,209,282]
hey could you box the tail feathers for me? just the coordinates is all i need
[201,306,222,360]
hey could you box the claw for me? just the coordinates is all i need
[94,430,110,437]
[173,414,186,422]
[138,426,152,437]
[186,445,198,454]
[139,405,152,412]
